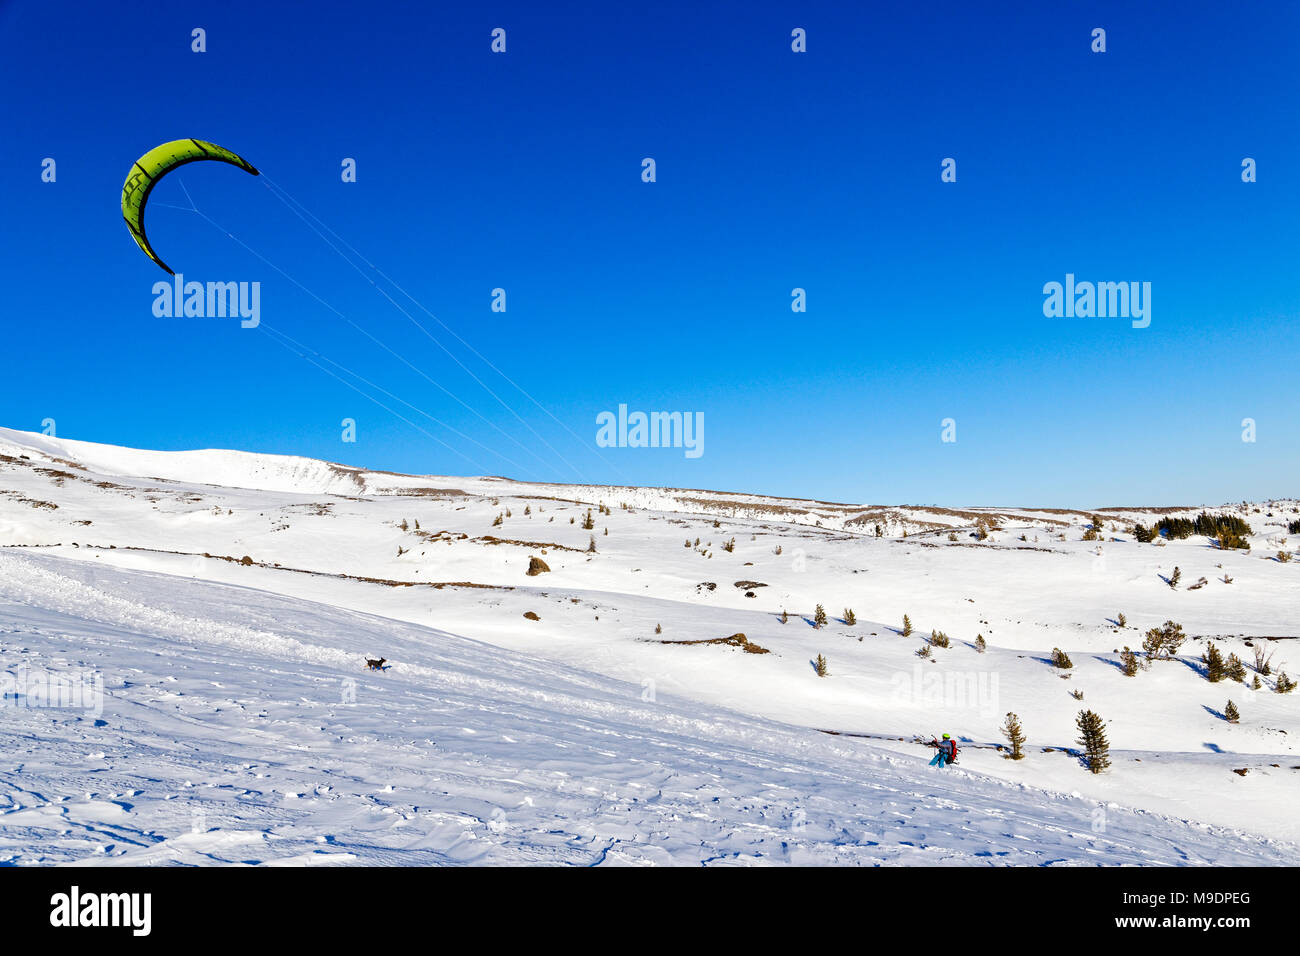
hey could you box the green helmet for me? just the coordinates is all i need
[942,733,951,739]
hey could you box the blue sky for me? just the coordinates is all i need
[3,1,1298,506]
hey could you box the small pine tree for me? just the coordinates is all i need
[1075,709,1111,774]
[1277,671,1296,694]
[723,537,736,552]
[930,630,950,648]
[654,623,662,635]
[1001,712,1026,759]
[1224,700,1240,723]
[975,634,986,653]
[493,512,504,527]
[1252,674,1262,690]
[587,535,597,553]
[1225,653,1247,683]
[399,519,409,531]
[582,509,595,530]
[916,645,932,659]
[1143,621,1186,662]
[902,614,913,637]
[1070,688,1084,700]
[684,538,692,548]
[844,608,856,626]
[1202,641,1225,682]
[815,654,829,677]
[1120,647,1139,677]
[813,604,828,628]
[1051,647,1074,669]
[780,609,789,624]
[1117,612,1127,628]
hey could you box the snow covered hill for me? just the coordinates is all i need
[0,426,1296,864]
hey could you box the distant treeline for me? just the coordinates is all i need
[1132,512,1253,548]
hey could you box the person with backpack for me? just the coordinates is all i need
[928,733,958,768]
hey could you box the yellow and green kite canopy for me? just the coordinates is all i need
[121,139,259,275]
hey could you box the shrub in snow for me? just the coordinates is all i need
[1051,647,1073,669]
[1076,710,1111,774]
[1202,642,1226,682]
[815,654,829,677]
[1142,621,1186,662]
[1225,653,1247,683]
[1001,712,1026,759]
[1224,700,1240,723]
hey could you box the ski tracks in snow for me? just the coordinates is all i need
[0,551,1295,866]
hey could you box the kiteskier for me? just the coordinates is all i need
[49,886,151,936]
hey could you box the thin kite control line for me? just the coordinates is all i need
[258,174,625,482]
[178,200,553,477]
[259,324,488,472]
[259,177,588,482]
[259,321,531,475]
[198,194,569,480]
[259,326,490,474]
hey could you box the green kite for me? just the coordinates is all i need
[121,139,259,275]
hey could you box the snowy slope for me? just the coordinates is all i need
[0,426,1297,863]
[1,551,1292,866]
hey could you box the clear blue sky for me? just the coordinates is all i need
[4,0,1297,506]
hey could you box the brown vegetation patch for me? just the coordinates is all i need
[654,632,770,654]
[479,535,582,553]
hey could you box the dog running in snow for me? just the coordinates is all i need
[365,657,387,671]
